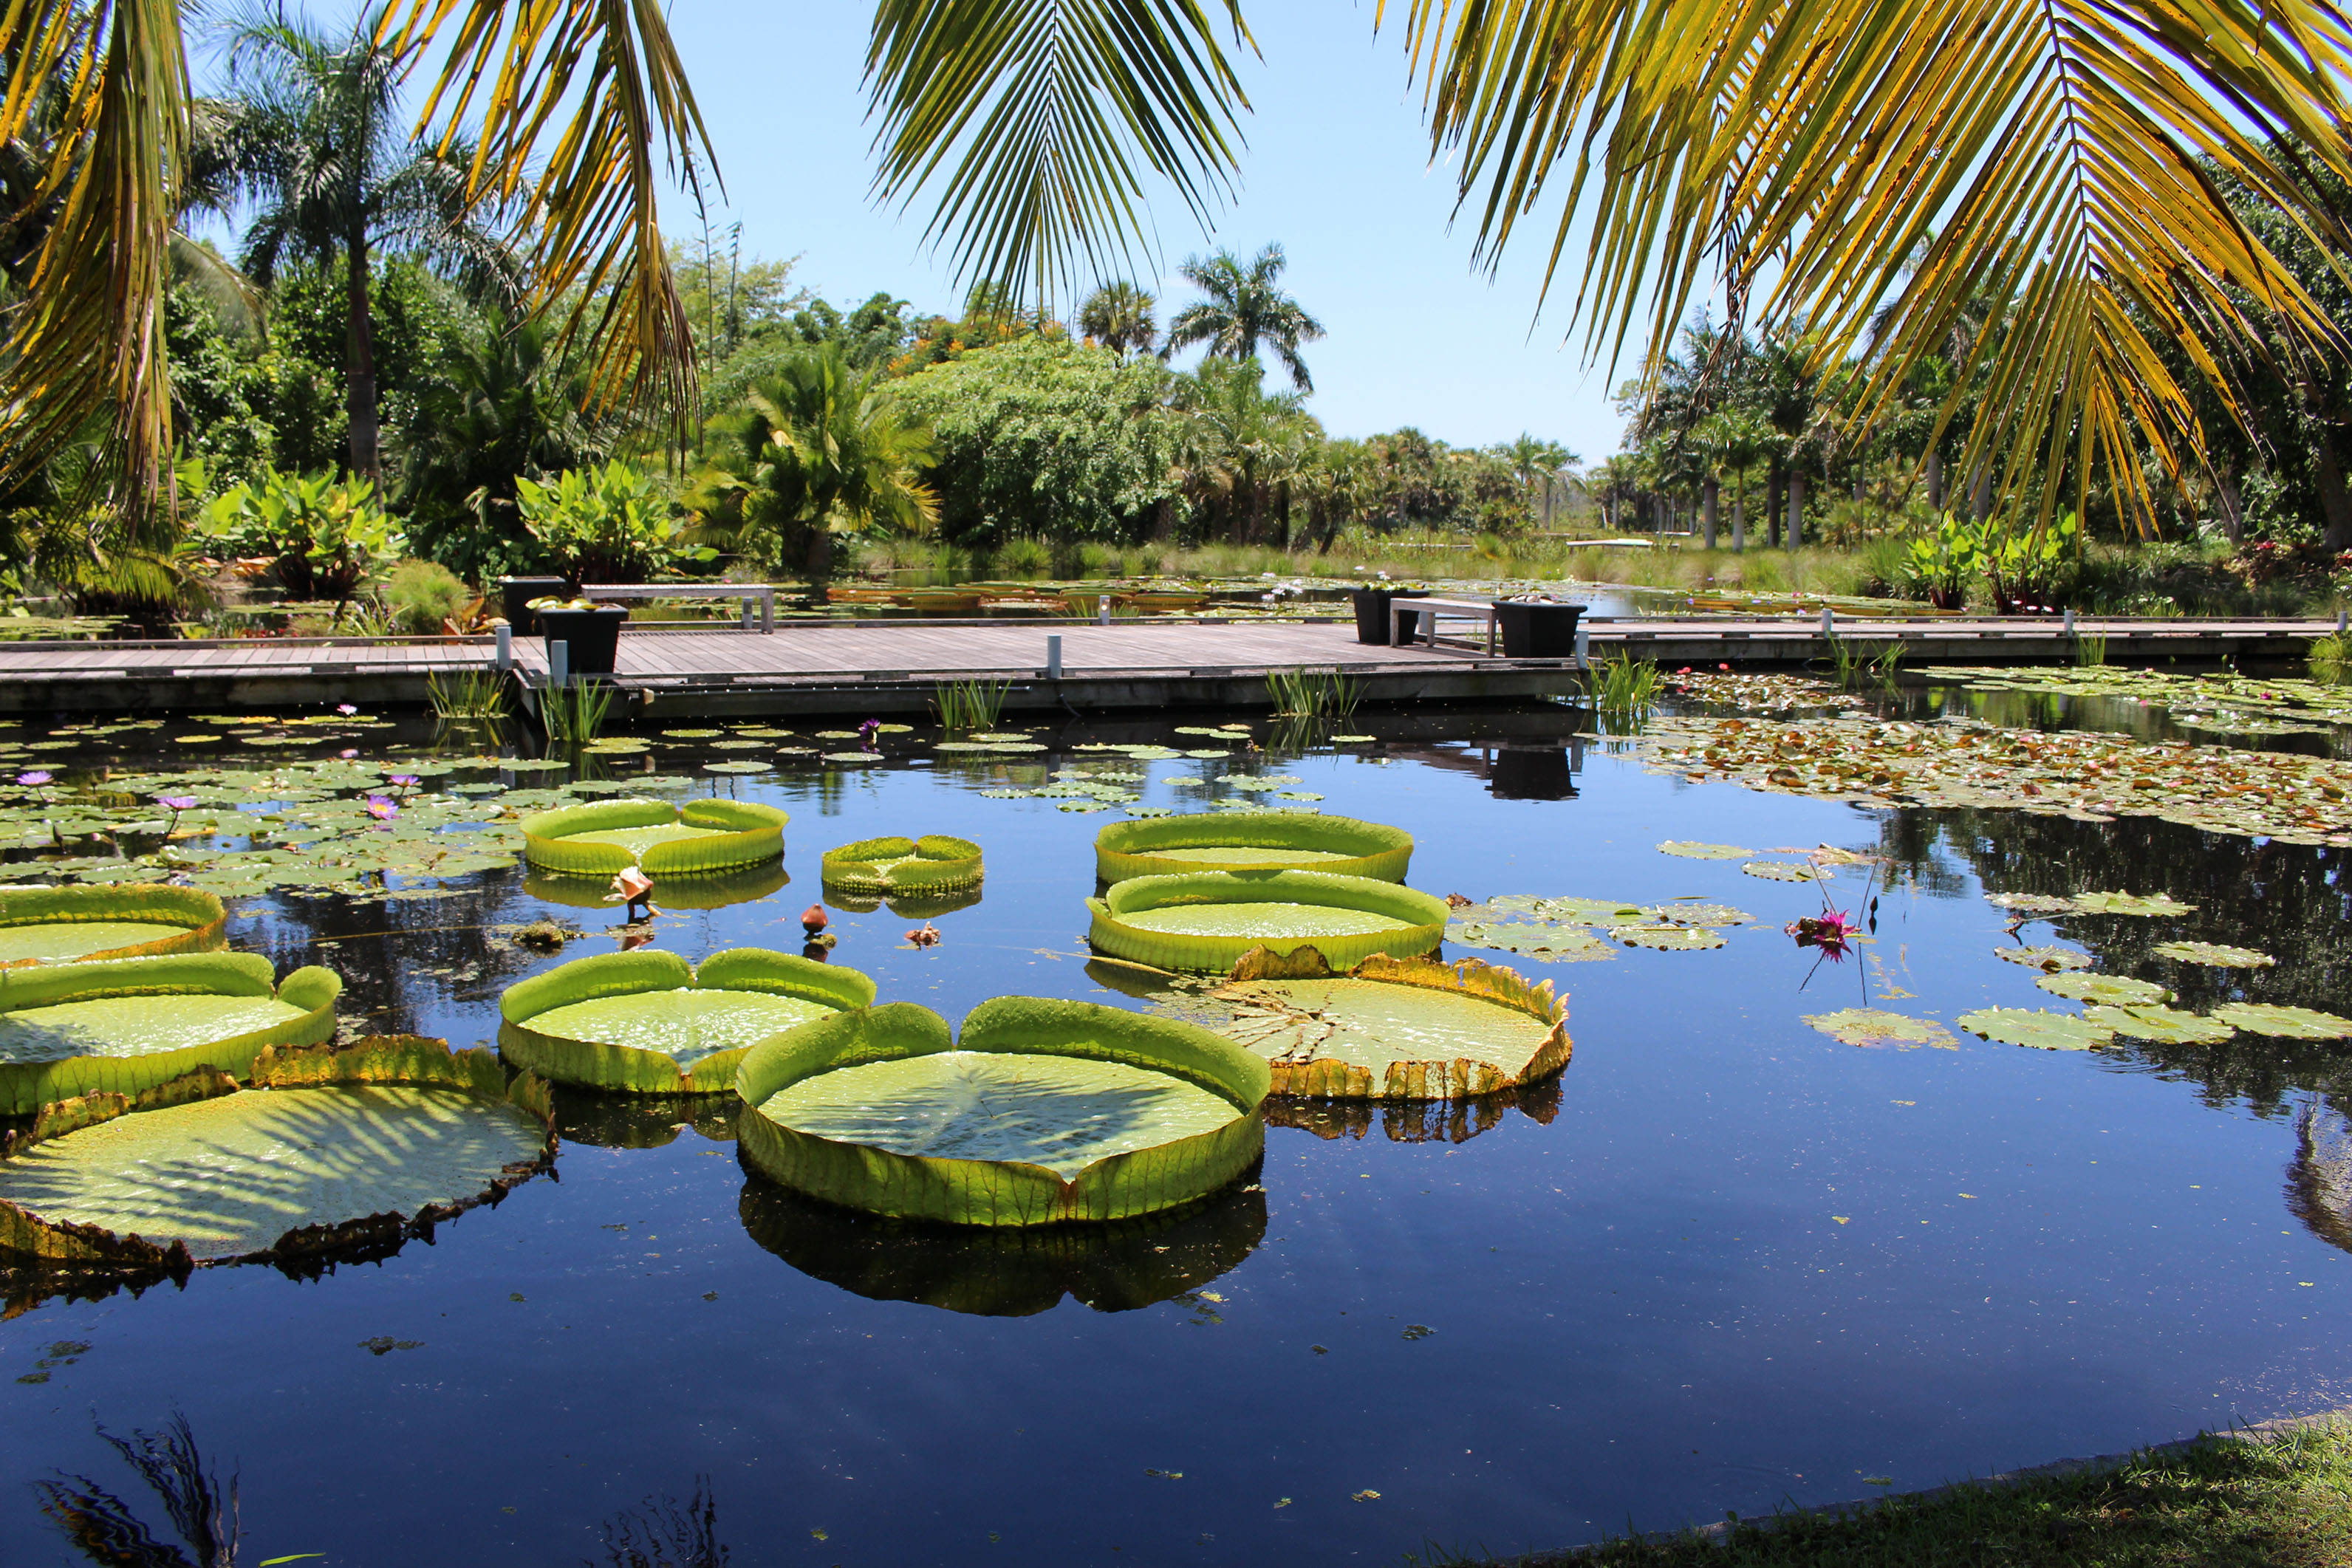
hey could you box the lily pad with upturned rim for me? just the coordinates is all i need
[821,835,984,896]
[1088,869,1448,974]
[520,798,786,877]
[0,884,226,968]
[1094,812,1412,883]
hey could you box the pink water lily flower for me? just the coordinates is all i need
[337,704,358,716]
[364,795,398,821]
[339,749,358,759]
[156,794,197,832]
[15,771,50,787]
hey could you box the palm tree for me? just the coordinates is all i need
[1698,411,1776,553]
[1079,282,1158,358]
[224,1,510,482]
[1164,244,1326,393]
[694,343,937,578]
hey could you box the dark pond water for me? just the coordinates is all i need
[4,692,2351,1567]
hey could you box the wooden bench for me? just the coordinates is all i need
[582,582,779,632]
[1392,595,1500,654]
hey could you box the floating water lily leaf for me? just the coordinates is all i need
[1095,813,1412,883]
[1482,895,1647,924]
[1658,841,1751,860]
[1608,924,1726,951]
[1956,1007,2116,1050]
[2082,1004,2236,1044]
[0,885,225,967]
[704,761,771,774]
[1986,893,2076,916]
[823,752,881,764]
[821,835,984,894]
[1648,902,1754,927]
[2069,891,2198,917]
[1995,945,2092,972]
[1330,734,1376,743]
[2153,941,2277,968]
[1803,1009,1958,1049]
[734,997,1268,1225]
[1090,870,1448,973]
[2037,973,2173,1005]
[1446,922,1617,963]
[1180,948,1571,1099]
[520,798,786,876]
[2210,1002,2352,1040]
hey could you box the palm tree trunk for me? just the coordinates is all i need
[1702,477,1718,549]
[2314,437,2352,553]
[1731,480,1746,552]
[1785,468,1805,552]
[345,229,380,482]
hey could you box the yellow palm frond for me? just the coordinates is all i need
[865,0,1257,307]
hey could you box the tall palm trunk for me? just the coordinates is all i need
[346,228,380,481]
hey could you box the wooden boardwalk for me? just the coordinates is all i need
[0,611,2331,716]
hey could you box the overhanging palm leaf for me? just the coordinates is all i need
[1396,0,2352,526]
[866,0,1257,306]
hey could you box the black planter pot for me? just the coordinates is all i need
[1495,600,1588,659]
[500,576,572,636]
[1350,586,1430,646]
[538,606,629,676]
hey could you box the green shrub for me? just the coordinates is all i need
[383,559,471,634]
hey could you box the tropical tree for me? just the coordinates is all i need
[1171,356,1318,540]
[1697,410,1776,552]
[223,1,510,482]
[1079,281,1159,358]
[1164,244,1325,392]
[691,344,937,577]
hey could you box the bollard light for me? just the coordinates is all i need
[550,640,570,691]
[1047,633,1063,679]
[493,623,512,671]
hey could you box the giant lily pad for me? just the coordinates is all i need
[2153,941,2277,968]
[1177,948,1572,1100]
[2211,1003,2352,1041]
[1955,1007,2116,1051]
[0,1036,554,1271]
[500,948,876,1093]
[1803,1009,1957,1049]
[2082,1004,2236,1045]
[737,1170,1266,1317]
[2037,972,2173,1005]
[820,834,984,896]
[735,997,1269,1226]
[1087,869,1449,973]
[519,797,787,876]
[0,884,225,966]
[1094,812,1412,883]
[0,953,341,1115]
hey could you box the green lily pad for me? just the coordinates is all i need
[1120,905,1415,939]
[1741,860,1818,883]
[1607,924,1726,951]
[2082,1004,2236,1044]
[2153,941,2276,968]
[1330,735,1377,743]
[522,990,839,1069]
[1956,1007,2116,1050]
[1986,893,2076,916]
[2070,891,2198,917]
[823,752,881,764]
[2209,1002,2352,1040]
[1657,841,1752,859]
[1483,895,1648,924]
[1648,901,1754,927]
[1995,945,2092,972]
[705,761,772,774]
[1446,922,1617,963]
[2037,973,2173,1005]
[1803,1008,1958,1049]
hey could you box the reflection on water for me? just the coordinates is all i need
[737,1168,1266,1316]
[553,1086,740,1150]
[593,1478,728,1568]
[816,883,982,920]
[523,860,790,913]
[1489,738,1584,801]
[2290,1104,2352,1254]
[1266,1076,1564,1144]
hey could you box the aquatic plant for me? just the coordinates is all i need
[931,678,1011,731]
[1265,667,1361,722]
[2074,631,2110,667]
[820,834,984,894]
[2312,631,2348,685]
[428,667,509,722]
[1094,812,1412,883]
[500,948,876,1092]
[0,952,342,1115]
[1087,869,1449,973]
[0,1035,553,1272]
[734,997,1269,1226]
[0,884,226,968]
[520,798,789,876]
[541,680,615,747]
[1587,651,1661,730]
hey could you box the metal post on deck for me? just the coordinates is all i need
[1820,607,1833,637]
[2064,607,2076,637]
[493,623,511,671]
[1573,620,1590,671]
[1097,596,1110,625]
[549,640,570,691]
[1047,634,1063,679]
[741,598,754,631]
[2339,610,2348,635]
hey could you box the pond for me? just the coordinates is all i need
[1,677,2349,1567]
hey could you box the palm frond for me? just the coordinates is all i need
[865,0,1257,307]
[389,0,718,432]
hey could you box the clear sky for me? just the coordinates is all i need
[658,1,1629,461]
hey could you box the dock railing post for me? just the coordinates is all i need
[1097,596,1110,625]
[1573,620,1590,671]
[741,598,753,631]
[2339,610,2348,635]
[1047,634,1063,679]
[493,623,511,671]
[1820,606,1833,637]
[2064,607,2076,637]
[550,640,570,691]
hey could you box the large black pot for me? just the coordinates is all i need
[1495,600,1588,659]
[538,606,629,676]
[500,576,571,636]
[1350,586,1430,646]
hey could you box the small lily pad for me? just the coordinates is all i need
[2210,1002,2352,1040]
[1607,924,1726,951]
[1995,945,2092,972]
[1658,841,1751,860]
[2070,891,2198,917]
[1803,1009,1957,1050]
[1446,922,1617,963]
[1330,734,1376,743]
[705,761,772,774]
[1741,860,1816,883]
[2153,941,2276,968]
[822,753,881,764]
[2037,973,2172,1005]
[1956,1007,2116,1050]
[1986,893,2075,916]
[2082,1004,2236,1044]
[1647,901,1754,928]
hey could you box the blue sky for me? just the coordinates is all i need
[658,1,1629,460]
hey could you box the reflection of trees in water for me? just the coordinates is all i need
[738,1168,1265,1317]
[593,1478,728,1568]
[2288,1103,2352,1255]
[38,1414,239,1567]
[1266,1075,1563,1144]
[554,1086,739,1150]
[240,876,539,1038]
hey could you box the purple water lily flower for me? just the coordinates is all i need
[339,749,358,759]
[384,773,420,796]
[156,793,196,832]
[365,795,399,821]
[858,718,883,753]
[15,771,51,787]
[336,703,358,716]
